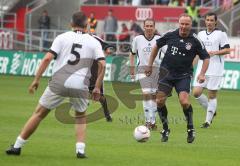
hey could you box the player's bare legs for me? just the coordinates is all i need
[179,92,192,128]
[6,104,50,155]
[156,91,169,142]
[75,111,87,158]
[179,91,195,143]
[193,86,208,110]
[193,87,218,128]
[20,105,50,139]
[193,86,209,128]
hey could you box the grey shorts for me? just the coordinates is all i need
[39,86,89,112]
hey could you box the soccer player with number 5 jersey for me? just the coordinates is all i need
[6,11,105,158]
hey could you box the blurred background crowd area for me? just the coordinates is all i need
[85,0,239,8]
[0,0,239,55]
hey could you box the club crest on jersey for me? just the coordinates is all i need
[185,42,192,50]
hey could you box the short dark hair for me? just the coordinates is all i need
[205,12,217,21]
[144,18,155,26]
[179,13,193,21]
[71,11,87,28]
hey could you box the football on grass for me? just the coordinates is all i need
[133,125,150,142]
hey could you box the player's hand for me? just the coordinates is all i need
[28,80,39,94]
[92,87,101,101]
[145,65,152,77]
[197,74,205,83]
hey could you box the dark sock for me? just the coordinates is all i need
[157,105,168,130]
[100,96,111,118]
[183,105,194,130]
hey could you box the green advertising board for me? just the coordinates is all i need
[0,50,132,82]
[104,56,131,82]
[221,62,240,90]
[0,50,53,77]
[1,50,240,90]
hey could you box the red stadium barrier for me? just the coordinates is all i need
[81,5,210,21]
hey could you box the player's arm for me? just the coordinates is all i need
[198,58,209,83]
[192,55,199,67]
[209,32,230,56]
[145,45,159,77]
[208,47,230,57]
[92,59,106,101]
[92,39,106,101]
[95,59,105,89]
[29,52,54,94]
[149,45,159,66]
[129,37,137,79]
[129,52,135,78]
[194,34,210,83]
[196,40,210,83]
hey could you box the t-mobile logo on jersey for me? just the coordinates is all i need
[171,46,178,55]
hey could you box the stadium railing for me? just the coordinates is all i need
[0,27,132,55]
[25,29,132,55]
[0,28,47,51]
[0,12,17,29]
[83,0,221,7]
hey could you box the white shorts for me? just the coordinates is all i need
[193,75,223,90]
[39,86,89,112]
[137,69,158,94]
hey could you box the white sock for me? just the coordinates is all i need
[196,94,208,110]
[143,100,150,123]
[14,136,27,148]
[149,109,156,124]
[149,100,157,124]
[76,142,85,154]
[206,98,217,124]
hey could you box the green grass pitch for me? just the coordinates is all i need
[0,75,240,166]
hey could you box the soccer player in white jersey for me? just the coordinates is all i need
[6,12,106,158]
[129,18,165,130]
[193,12,230,128]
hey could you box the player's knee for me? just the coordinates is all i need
[99,95,106,103]
[156,98,165,107]
[34,106,49,119]
[208,91,217,99]
[75,111,86,116]
[75,111,86,123]
[179,98,189,109]
[193,92,201,98]
[192,88,202,98]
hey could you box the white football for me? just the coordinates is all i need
[133,125,150,142]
